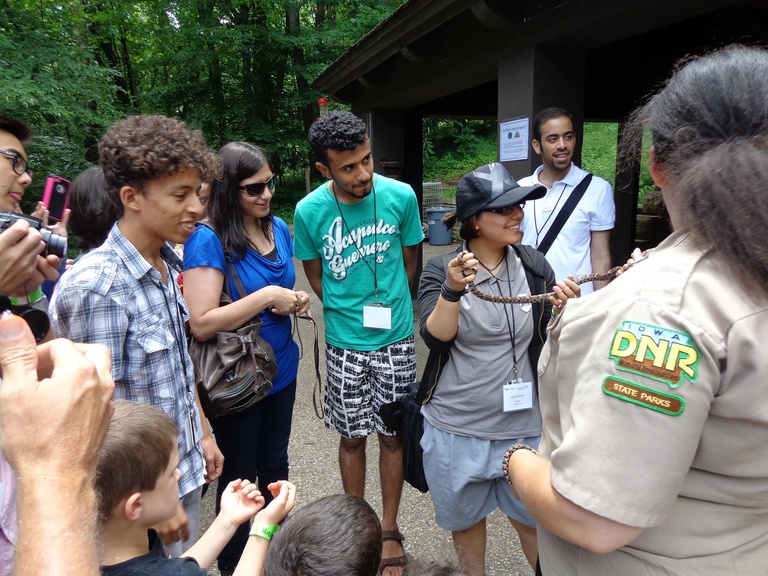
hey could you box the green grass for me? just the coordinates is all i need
[423,134,497,182]
[581,122,656,205]
[581,123,619,189]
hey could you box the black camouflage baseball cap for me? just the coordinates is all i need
[456,163,546,221]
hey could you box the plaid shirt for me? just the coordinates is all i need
[50,224,205,497]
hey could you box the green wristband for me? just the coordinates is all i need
[249,523,280,541]
[8,286,44,306]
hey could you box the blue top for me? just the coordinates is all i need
[183,218,299,394]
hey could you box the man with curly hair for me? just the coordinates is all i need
[293,111,424,576]
[50,115,224,555]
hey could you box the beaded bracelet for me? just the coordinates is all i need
[441,282,465,303]
[501,443,539,485]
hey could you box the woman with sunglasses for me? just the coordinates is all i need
[416,163,579,576]
[183,142,309,576]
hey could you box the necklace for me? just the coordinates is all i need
[476,253,505,274]
[331,180,380,300]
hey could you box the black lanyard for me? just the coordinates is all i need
[160,261,192,393]
[469,244,519,378]
[331,181,380,301]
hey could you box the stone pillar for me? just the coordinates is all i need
[359,108,424,297]
[498,44,586,180]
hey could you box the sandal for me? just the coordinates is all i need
[379,530,408,575]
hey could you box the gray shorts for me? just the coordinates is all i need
[421,419,540,531]
[324,337,415,438]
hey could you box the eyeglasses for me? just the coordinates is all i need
[0,149,33,179]
[240,175,275,197]
[485,202,524,216]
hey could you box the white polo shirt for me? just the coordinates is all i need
[519,163,614,294]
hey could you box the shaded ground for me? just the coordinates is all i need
[201,238,534,576]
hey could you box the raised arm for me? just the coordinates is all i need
[418,253,477,348]
[232,480,297,576]
[183,266,306,342]
[0,219,60,296]
[182,479,264,569]
[0,315,114,576]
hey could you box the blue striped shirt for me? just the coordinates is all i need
[50,223,205,497]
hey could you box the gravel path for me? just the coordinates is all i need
[201,239,534,576]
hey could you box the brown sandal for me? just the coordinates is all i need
[379,530,408,575]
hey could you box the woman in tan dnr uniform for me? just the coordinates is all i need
[503,45,768,575]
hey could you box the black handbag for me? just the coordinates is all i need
[187,226,278,418]
[401,379,430,493]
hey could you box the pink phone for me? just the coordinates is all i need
[42,174,71,223]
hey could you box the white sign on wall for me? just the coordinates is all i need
[499,116,530,162]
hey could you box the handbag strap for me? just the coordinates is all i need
[293,313,323,419]
[196,222,248,300]
[227,260,248,301]
[536,173,593,255]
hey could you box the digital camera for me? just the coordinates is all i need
[0,211,68,258]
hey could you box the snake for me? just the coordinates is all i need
[456,250,627,304]
[466,267,624,304]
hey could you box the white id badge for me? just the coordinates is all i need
[503,379,534,412]
[363,302,392,330]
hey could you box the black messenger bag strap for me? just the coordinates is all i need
[536,173,593,255]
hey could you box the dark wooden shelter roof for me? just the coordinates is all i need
[317,0,768,121]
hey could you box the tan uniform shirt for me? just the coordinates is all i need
[538,231,768,575]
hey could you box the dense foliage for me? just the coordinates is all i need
[1,0,405,213]
[3,1,638,220]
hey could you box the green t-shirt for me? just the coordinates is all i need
[293,174,424,350]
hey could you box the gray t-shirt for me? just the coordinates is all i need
[423,248,542,440]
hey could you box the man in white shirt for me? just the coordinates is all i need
[519,108,615,293]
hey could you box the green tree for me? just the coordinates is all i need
[1,0,121,210]
[2,0,405,213]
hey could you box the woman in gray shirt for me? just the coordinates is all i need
[417,163,579,576]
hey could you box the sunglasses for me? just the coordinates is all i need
[240,175,275,197]
[484,202,524,216]
[0,149,34,179]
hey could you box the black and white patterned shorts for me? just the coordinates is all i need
[324,336,416,438]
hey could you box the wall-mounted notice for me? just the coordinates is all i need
[499,116,529,162]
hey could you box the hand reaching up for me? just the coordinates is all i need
[255,480,297,526]
[220,478,265,528]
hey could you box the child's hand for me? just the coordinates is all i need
[254,480,297,526]
[219,479,265,528]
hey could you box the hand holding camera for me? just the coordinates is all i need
[0,216,63,295]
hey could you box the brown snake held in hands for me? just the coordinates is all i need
[456,250,625,304]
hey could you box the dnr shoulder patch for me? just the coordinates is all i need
[608,321,699,388]
[603,377,685,416]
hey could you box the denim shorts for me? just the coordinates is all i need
[421,419,540,531]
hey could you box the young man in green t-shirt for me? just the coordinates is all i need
[293,111,424,576]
